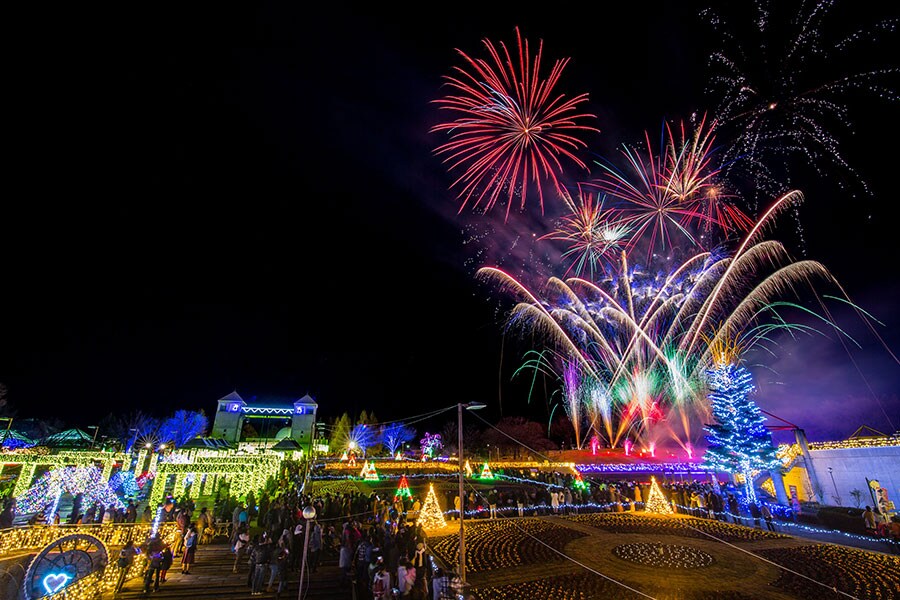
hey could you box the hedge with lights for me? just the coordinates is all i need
[148,454,281,506]
[1,450,130,497]
[0,521,178,558]
[39,524,180,600]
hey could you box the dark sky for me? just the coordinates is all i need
[3,3,897,442]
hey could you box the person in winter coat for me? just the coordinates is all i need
[232,523,251,573]
[114,541,136,594]
[371,563,390,600]
[308,521,322,573]
[159,543,174,583]
[181,525,198,574]
[250,533,274,595]
[397,560,415,596]
[142,545,164,593]
[266,537,289,596]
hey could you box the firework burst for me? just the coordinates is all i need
[431,26,599,218]
[590,117,752,261]
[479,191,859,449]
[538,186,628,279]
[701,0,899,200]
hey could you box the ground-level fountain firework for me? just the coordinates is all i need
[477,191,865,453]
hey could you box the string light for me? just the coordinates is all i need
[0,522,178,558]
[15,466,124,515]
[418,483,447,530]
[644,476,674,514]
[148,454,281,505]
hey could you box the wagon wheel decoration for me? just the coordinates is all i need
[23,533,109,599]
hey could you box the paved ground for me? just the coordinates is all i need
[105,542,349,600]
[96,512,898,600]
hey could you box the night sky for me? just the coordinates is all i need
[3,3,897,443]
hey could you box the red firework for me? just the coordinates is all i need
[590,116,752,260]
[431,27,599,219]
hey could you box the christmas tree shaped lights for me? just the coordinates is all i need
[395,474,412,500]
[478,462,494,480]
[644,476,673,515]
[418,483,446,530]
[703,362,780,504]
[360,460,380,481]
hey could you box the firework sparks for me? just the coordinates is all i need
[431,26,599,218]
[590,117,752,261]
[702,0,898,200]
[539,186,628,279]
[479,192,860,449]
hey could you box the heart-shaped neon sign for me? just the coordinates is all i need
[43,572,72,594]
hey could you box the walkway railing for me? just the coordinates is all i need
[0,521,179,557]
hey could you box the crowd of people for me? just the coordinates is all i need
[3,458,898,598]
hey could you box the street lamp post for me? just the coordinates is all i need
[457,401,485,596]
[298,505,316,600]
[828,467,841,506]
[87,425,99,449]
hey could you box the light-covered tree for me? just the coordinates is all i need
[159,410,208,447]
[703,363,780,504]
[382,423,416,456]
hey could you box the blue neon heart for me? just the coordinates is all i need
[43,572,72,594]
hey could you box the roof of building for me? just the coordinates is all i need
[41,428,95,448]
[0,429,36,448]
[179,437,232,450]
[270,438,303,451]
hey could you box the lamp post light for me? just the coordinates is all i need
[87,425,99,449]
[298,505,316,600]
[457,401,486,596]
[828,467,841,506]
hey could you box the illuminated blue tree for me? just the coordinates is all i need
[381,422,416,456]
[703,363,780,504]
[159,410,208,447]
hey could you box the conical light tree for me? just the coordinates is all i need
[418,483,446,530]
[703,362,780,504]
[395,475,412,500]
[360,460,380,481]
[644,476,673,514]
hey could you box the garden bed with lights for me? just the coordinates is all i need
[757,545,900,600]
[563,512,787,542]
[428,518,588,572]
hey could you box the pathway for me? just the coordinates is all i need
[105,542,350,600]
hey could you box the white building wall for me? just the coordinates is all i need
[809,446,900,509]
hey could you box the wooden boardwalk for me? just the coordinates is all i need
[104,541,350,600]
